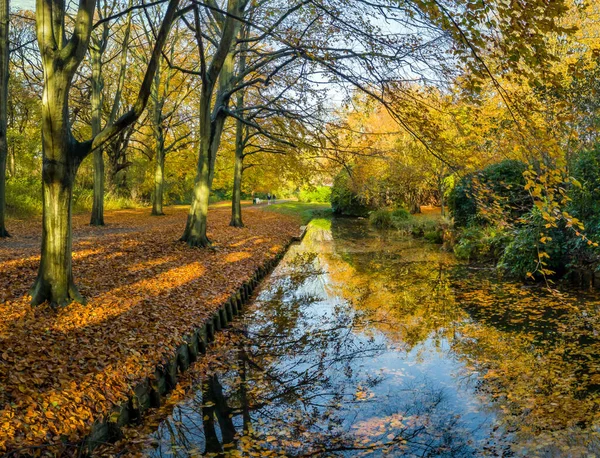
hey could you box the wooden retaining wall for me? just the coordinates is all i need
[86,225,307,452]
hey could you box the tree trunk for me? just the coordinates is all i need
[181,134,211,247]
[151,61,167,216]
[152,127,166,216]
[30,165,85,307]
[31,69,89,306]
[90,34,106,226]
[410,199,421,214]
[90,148,105,225]
[230,120,244,228]
[0,0,9,237]
[32,0,180,306]
[181,0,245,247]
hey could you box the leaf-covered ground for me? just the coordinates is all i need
[0,205,300,453]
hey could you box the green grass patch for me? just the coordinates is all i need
[262,201,332,224]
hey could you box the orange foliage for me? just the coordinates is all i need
[0,206,300,452]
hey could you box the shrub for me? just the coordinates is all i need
[423,229,443,244]
[369,209,393,228]
[298,186,332,203]
[570,146,600,223]
[449,159,529,227]
[5,177,43,217]
[391,207,410,223]
[453,225,511,262]
[497,209,568,279]
[330,170,371,217]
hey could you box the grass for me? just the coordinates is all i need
[262,201,332,224]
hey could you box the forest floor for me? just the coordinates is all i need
[0,205,301,453]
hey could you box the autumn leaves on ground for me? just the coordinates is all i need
[0,206,299,452]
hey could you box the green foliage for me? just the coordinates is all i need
[453,225,511,262]
[5,178,43,217]
[570,146,600,222]
[263,202,332,224]
[298,186,332,203]
[498,208,568,279]
[449,160,529,227]
[330,170,371,217]
[72,188,141,214]
[369,209,393,228]
[448,175,477,228]
[391,207,410,223]
[5,177,144,218]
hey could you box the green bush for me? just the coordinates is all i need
[453,225,511,262]
[391,207,410,223]
[449,159,529,227]
[570,146,600,223]
[497,209,568,278]
[72,188,141,213]
[330,169,371,217]
[369,209,393,228]
[298,186,332,203]
[5,177,43,217]
[409,219,442,238]
[423,229,444,244]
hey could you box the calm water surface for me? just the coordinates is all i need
[148,218,600,457]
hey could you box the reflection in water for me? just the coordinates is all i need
[148,218,600,457]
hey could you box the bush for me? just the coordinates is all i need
[423,229,444,244]
[330,170,372,217]
[453,225,511,262]
[298,186,331,203]
[449,159,529,227]
[570,146,600,223]
[497,209,568,279]
[5,177,43,217]
[391,207,410,223]
[369,209,393,228]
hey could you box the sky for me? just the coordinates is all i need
[13,0,34,10]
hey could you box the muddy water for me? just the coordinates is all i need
[147,218,600,457]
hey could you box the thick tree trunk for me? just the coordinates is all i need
[182,0,245,247]
[32,0,179,306]
[230,119,244,228]
[0,0,9,237]
[181,136,211,247]
[152,128,166,216]
[31,69,89,306]
[30,165,85,307]
[151,65,166,216]
[90,38,105,226]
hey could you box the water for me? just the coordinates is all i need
[147,218,600,457]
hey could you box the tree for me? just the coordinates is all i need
[180,0,247,247]
[30,0,181,306]
[0,0,8,237]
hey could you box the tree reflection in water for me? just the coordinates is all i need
[148,218,600,457]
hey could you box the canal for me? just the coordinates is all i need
[147,217,600,457]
